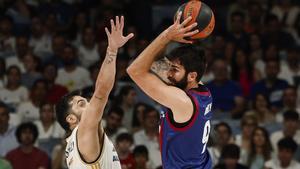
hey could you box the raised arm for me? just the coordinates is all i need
[78,16,133,162]
[127,12,198,122]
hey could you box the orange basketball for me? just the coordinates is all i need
[176,0,215,40]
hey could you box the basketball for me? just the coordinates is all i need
[176,0,215,40]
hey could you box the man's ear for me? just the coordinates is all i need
[188,72,198,82]
[66,114,78,125]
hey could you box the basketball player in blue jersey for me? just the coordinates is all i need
[127,12,212,169]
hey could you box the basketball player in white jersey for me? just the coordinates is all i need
[55,16,134,169]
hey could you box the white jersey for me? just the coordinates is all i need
[65,126,121,169]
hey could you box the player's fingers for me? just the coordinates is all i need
[110,19,116,31]
[116,16,120,30]
[120,16,124,30]
[179,38,194,44]
[105,27,111,37]
[182,22,197,32]
[181,16,192,26]
[183,29,199,37]
[124,33,134,42]
[175,11,182,24]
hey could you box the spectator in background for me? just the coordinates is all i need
[55,44,92,91]
[104,106,128,144]
[246,94,276,130]
[6,122,50,169]
[17,79,47,123]
[235,114,258,164]
[114,85,137,130]
[250,59,289,112]
[0,66,28,113]
[34,102,65,157]
[230,48,254,97]
[132,102,148,133]
[21,52,42,89]
[244,2,264,34]
[116,133,135,169]
[271,110,300,154]
[0,102,18,157]
[276,86,300,122]
[42,63,68,104]
[81,62,100,98]
[214,144,248,169]
[134,105,161,169]
[209,122,234,167]
[247,127,272,169]
[271,0,299,40]
[0,16,15,57]
[69,10,89,47]
[133,145,151,169]
[226,11,249,51]
[265,137,300,169]
[78,26,100,68]
[207,59,245,118]
[50,34,67,68]
[29,16,52,61]
[249,33,263,68]
[5,36,28,73]
[278,46,300,86]
[262,14,295,50]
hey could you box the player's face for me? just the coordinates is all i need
[167,60,188,89]
[69,96,89,121]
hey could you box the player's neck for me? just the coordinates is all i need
[186,81,199,90]
[20,144,34,154]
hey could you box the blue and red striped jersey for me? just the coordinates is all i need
[159,85,213,169]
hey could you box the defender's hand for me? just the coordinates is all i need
[105,16,134,52]
[164,12,199,44]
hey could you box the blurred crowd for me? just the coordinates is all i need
[0,0,299,169]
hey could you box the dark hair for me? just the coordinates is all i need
[231,48,253,81]
[40,102,54,112]
[16,122,39,144]
[107,106,124,118]
[277,137,298,153]
[132,102,150,128]
[283,110,299,121]
[221,144,240,159]
[116,133,134,144]
[6,65,21,75]
[115,85,135,104]
[143,105,159,121]
[231,11,245,21]
[31,78,48,91]
[0,58,5,77]
[55,90,82,132]
[264,14,279,25]
[0,101,9,115]
[253,93,270,110]
[248,127,272,165]
[167,45,206,82]
[215,122,232,136]
[133,145,149,160]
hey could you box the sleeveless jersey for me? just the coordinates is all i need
[65,126,122,169]
[159,85,213,169]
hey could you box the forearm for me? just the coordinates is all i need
[127,31,170,75]
[94,47,117,97]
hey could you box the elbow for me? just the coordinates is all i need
[126,66,139,78]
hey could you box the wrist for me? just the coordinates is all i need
[107,46,118,54]
[161,30,172,43]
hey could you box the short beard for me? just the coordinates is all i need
[169,73,188,90]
